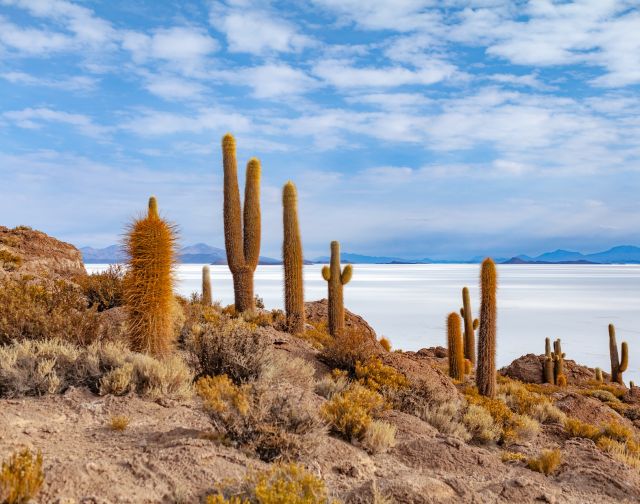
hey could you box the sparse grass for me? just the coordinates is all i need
[321,383,387,441]
[206,463,337,504]
[0,448,44,504]
[0,275,100,346]
[109,415,130,431]
[319,328,376,374]
[362,420,396,454]
[0,339,193,400]
[502,451,527,463]
[527,449,562,476]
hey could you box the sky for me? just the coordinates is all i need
[1,0,640,260]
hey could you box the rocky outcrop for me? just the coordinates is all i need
[305,299,377,340]
[0,226,85,279]
[500,353,603,385]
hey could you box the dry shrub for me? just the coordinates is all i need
[301,321,333,349]
[601,421,634,443]
[584,389,620,403]
[463,404,501,443]
[315,373,349,400]
[321,383,387,441]
[502,451,527,463]
[320,328,376,373]
[0,448,44,504]
[0,339,193,400]
[355,357,409,394]
[597,437,640,470]
[499,378,564,424]
[379,337,392,352]
[414,400,471,441]
[189,318,273,383]
[362,420,396,454]
[529,402,567,424]
[109,415,130,431]
[527,449,562,476]
[196,375,324,462]
[564,417,601,441]
[0,249,22,271]
[206,463,336,504]
[0,275,100,346]
[76,265,125,311]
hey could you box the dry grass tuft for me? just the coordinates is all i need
[109,415,130,431]
[502,451,527,463]
[206,463,337,504]
[527,449,562,476]
[362,420,396,454]
[0,448,44,504]
[463,404,501,443]
[320,328,376,373]
[584,389,620,403]
[314,372,349,400]
[379,337,392,352]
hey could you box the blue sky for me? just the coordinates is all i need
[1,0,639,260]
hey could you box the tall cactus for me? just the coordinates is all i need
[202,265,212,306]
[447,312,465,381]
[460,287,478,365]
[595,367,603,383]
[221,134,261,314]
[553,339,566,386]
[543,337,554,384]
[476,258,497,398]
[609,323,628,385]
[282,181,305,334]
[124,196,178,357]
[321,241,353,337]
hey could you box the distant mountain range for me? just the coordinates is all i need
[79,244,640,265]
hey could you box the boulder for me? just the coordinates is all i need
[499,353,601,384]
[305,299,377,340]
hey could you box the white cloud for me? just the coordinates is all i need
[121,107,251,136]
[210,1,313,54]
[0,15,73,53]
[143,74,206,100]
[0,71,97,90]
[238,63,318,98]
[3,107,109,138]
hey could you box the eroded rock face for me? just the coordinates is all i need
[499,353,602,385]
[0,226,85,279]
[305,299,377,340]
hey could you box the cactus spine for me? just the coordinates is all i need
[202,265,212,306]
[221,134,261,314]
[447,312,465,381]
[609,323,628,385]
[460,287,478,366]
[282,181,305,334]
[321,241,353,337]
[476,258,497,398]
[124,196,178,357]
[553,339,566,386]
[544,337,555,384]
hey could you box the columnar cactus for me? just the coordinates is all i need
[595,367,603,383]
[460,287,479,366]
[282,181,305,334]
[553,339,566,386]
[447,312,465,381]
[609,324,629,385]
[221,134,261,314]
[124,196,178,357]
[202,265,212,306]
[543,337,554,384]
[321,241,353,337]
[476,258,497,398]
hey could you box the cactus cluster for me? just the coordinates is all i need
[447,312,465,380]
[543,338,566,385]
[476,258,497,398]
[282,181,305,334]
[322,241,353,337]
[221,134,261,314]
[460,287,479,366]
[124,196,178,357]
[608,323,628,385]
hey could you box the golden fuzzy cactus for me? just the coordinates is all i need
[609,323,628,385]
[222,134,261,314]
[282,181,305,334]
[595,367,603,383]
[553,338,566,386]
[460,286,478,366]
[447,312,464,381]
[321,241,353,337]
[543,337,554,384]
[202,265,212,306]
[124,196,178,357]
[476,258,497,398]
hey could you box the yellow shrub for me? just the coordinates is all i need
[321,383,387,441]
[207,463,337,504]
[601,421,634,443]
[302,321,333,349]
[564,417,601,441]
[196,375,250,416]
[527,449,562,475]
[109,415,130,432]
[355,357,408,393]
[502,451,526,462]
[379,337,392,352]
[0,448,44,504]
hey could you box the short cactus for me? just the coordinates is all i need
[476,258,497,398]
[447,312,464,381]
[460,287,479,366]
[221,134,261,314]
[322,241,352,337]
[124,196,178,357]
[543,337,554,384]
[553,339,566,386]
[609,323,629,385]
[595,367,603,383]
[202,265,212,306]
[282,181,305,334]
